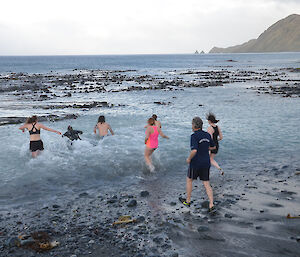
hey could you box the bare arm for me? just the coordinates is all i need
[39,123,61,135]
[94,124,97,134]
[145,127,151,144]
[19,124,27,132]
[186,150,197,163]
[158,127,169,139]
[108,124,114,135]
[218,126,223,141]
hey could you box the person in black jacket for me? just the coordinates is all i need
[63,125,83,145]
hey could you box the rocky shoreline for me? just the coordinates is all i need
[0,67,299,126]
[1,166,299,257]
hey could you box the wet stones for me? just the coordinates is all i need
[197,226,210,232]
[6,237,21,247]
[201,201,209,208]
[127,200,137,207]
[266,203,283,208]
[140,191,150,197]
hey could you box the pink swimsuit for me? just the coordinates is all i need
[146,126,159,149]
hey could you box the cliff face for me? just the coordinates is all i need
[210,14,300,53]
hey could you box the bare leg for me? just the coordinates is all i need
[210,153,222,171]
[32,151,38,158]
[186,177,193,203]
[203,181,214,208]
[144,147,155,170]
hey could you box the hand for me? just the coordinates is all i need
[186,158,191,164]
[57,131,62,135]
[22,129,25,133]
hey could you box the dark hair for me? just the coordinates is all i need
[26,115,37,124]
[206,113,219,123]
[68,125,73,130]
[192,117,203,130]
[152,114,157,120]
[148,117,155,126]
[98,115,105,123]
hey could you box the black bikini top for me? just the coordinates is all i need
[29,122,40,135]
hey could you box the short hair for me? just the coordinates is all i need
[98,115,105,123]
[152,114,157,120]
[192,117,203,129]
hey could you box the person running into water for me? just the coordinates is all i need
[94,115,114,139]
[179,117,216,212]
[19,115,61,158]
[63,125,83,145]
[144,117,169,172]
[144,114,162,128]
[152,114,162,128]
[207,113,224,175]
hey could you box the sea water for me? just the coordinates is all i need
[0,53,299,207]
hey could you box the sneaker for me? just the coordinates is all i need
[179,197,191,207]
[208,206,216,213]
[219,168,224,175]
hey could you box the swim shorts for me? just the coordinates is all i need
[187,166,210,181]
[30,140,44,152]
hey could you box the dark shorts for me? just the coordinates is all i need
[30,140,44,152]
[211,143,219,154]
[187,166,210,181]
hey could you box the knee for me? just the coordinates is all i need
[203,181,210,188]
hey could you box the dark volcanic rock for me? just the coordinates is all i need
[140,191,150,197]
[127,200,137,207]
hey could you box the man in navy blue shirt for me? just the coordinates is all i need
[179,117,216,211]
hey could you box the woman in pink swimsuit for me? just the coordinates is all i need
[144,117,169,172]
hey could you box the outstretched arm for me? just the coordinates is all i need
[158,127,169,139]
[19,124,27,132]
[39,124,61,135]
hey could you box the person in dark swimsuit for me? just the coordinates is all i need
[19,115,61,158]
[207,113,224,175]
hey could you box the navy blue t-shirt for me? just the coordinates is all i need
[190,129,215,169]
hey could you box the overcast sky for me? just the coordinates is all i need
[0,0,299,55]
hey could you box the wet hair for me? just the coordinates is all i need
[192,117,203,130]
[148,117,155,126]
[206,113,219,123]
[98,115,105,123]
[152,114,157,120]
[26,115,37,124]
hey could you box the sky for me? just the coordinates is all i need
[0,0,299,55]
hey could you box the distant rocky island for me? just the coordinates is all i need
[210,14,300,53]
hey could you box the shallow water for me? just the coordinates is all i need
[0,79,299,206]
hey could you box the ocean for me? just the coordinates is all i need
[0,53,299,206]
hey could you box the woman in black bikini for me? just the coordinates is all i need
[207,113,224,175]
[19,115,61,158]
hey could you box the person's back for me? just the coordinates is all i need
[96,122,111,136]
[146,126,159,149]
[94,115,114,137]
[190,130,213,169]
